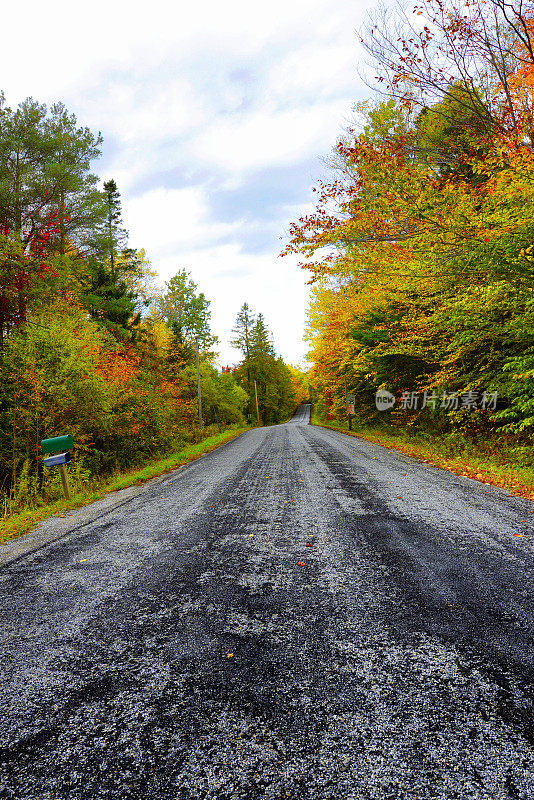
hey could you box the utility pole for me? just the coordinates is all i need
[195,338,203,430]
[344,373,352,430]
[254,380,260,426]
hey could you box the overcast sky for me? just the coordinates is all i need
[1,0,375,366]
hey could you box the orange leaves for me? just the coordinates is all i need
[95,346,139,391]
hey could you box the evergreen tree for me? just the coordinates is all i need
[82,260,140,340]
[231,302,256,413]
[249,313,275,359]
[102,179,127,272]
[0,94,103,250]
[231,302,256,360]
[233,311,295,425]
[78,179,147,340]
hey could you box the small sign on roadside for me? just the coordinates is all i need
[346,395,355,415]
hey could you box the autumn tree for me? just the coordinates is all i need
[359,0,534,139]
[158,268,218,352]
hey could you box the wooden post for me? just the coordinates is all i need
[58,464,71,501]
[195,338,203,430]
[254,380,260,426]
[212,404,221,433]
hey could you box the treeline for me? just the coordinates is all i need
[284,0,534,453]
[0,93,304,514]
[231,302,309,425]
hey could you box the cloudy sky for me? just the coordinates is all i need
[1,0,375,366]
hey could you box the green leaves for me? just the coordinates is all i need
[158,268,218,352]
[232,304,298,424]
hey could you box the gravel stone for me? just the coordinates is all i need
[0,405,533,799]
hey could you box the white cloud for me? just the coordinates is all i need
[124,187,243,255]
[192,99,353,172]
[266,41,362,103]
[1,0,376,369]
[152,244,311,366]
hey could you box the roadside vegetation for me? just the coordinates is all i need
[0,427,250,545]
[0,94,306,528]
[285,0,534,492]
[311,408,534,501]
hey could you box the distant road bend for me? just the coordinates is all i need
[0,404,533,799]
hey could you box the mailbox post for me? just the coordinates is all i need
[41,435,73,501]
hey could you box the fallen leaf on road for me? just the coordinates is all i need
[226,653,234,658]
[78,559,87,563]
[305,543,313,547]
[396,496,402,499]
[297,561,306,566]
[514,534,523,537]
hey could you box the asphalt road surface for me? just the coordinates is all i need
[1,405,534,800]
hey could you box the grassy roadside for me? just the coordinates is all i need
[0,426,251,546]
[311,410,534,503]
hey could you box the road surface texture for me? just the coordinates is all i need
[1,404,533,800]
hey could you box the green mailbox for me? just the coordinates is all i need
[41,434,74,454]
[41,434,73,501]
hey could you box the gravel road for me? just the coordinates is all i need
[1,404,533,799]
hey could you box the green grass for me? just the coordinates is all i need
[0,426,250,546]
[311,410,534,501]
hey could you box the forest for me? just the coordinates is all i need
[283,0,534,470]
[5,0,534,522]
[0,94,306,517]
